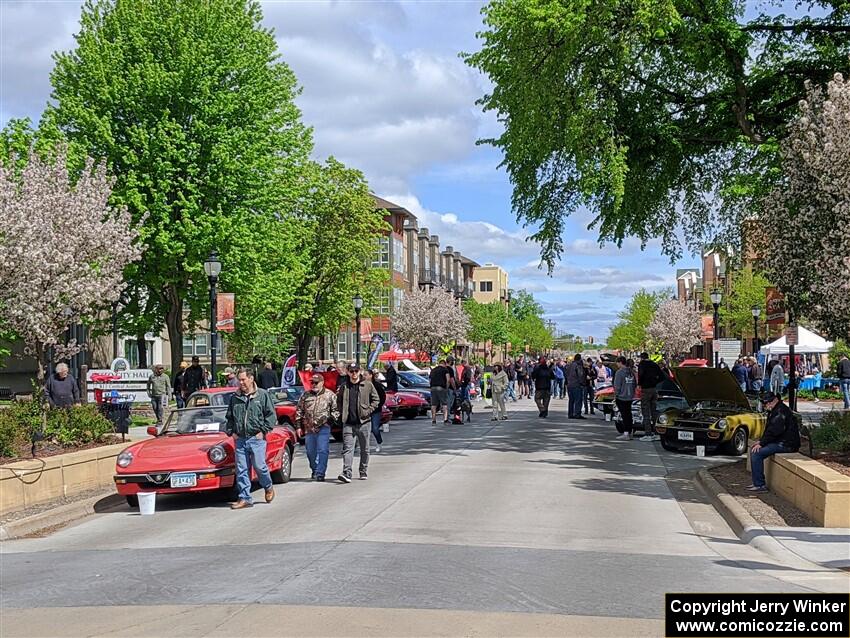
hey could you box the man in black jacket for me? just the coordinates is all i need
[637,353,663,441]
[749,391,800,492]
[384,362,399,392]
[531,357,554,418]
[183,356,206,397]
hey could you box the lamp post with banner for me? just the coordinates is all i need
[204,252,222,386]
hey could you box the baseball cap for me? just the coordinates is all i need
[347,363,360,372]
[762,391,779,404]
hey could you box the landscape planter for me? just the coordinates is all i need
[747,447,850,527]
[0,442,127,516]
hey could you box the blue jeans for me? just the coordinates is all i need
[370,411,383,445]
[150,396,167,425]
[567,386,583,417]
[506,380,516,401]
[841,379,850,409]
[751,442,788,488]
[304,425,331,478]
[175,394,185,409]
[234,435,272,503]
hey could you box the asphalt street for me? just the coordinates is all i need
[1,397,846,637]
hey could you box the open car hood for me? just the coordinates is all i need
[672,367,750,410]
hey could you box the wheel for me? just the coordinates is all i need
[271,445,292,484]
[723,426,748,456]
[403,412,417,420]
[660,438,679,452]
[125,495,139,508]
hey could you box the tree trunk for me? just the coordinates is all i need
[295,327,310,370]
[165,286,183,373]
[136,333,148,369]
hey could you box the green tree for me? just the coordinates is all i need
[509,288,543,321]
[720,267,771,340]
[464,299,510,362]
[284,160,388,367]
[508,314,552,354]
[606,289,669,352]
[43,0,313,368]
[828,340,850,375]
[464,0,850,267]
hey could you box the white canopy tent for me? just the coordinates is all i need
[760,326,833,355]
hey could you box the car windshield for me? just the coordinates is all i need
[399,372,429,387]
[161,407,228,435]
[270,387,304,403]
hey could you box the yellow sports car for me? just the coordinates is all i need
[656,367,766,456]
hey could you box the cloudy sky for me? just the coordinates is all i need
[0,0,697,340]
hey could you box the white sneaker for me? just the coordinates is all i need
[374,445,381,453]
[615,433,631,441]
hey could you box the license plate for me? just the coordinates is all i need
[678,431,694,441]
[170,472,197,488]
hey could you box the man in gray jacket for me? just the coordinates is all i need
[44,363,80,408]
[146,364,171,426]
[336,363,379,483]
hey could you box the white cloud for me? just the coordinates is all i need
[267,1,484,193]
[513,263,668,286]
[384,193,538,264]
[0,1,81,122]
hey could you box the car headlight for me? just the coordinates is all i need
[716,418,727,431]
[208,445,226,464]
[117,451,134,468]
[658,414,669,425]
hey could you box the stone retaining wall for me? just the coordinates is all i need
[0,443,127,516]
[748,449,850,527]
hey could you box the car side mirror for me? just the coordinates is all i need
[146,426,158,437]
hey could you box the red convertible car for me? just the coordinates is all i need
[114,406,296,507]
[385,391,429,419]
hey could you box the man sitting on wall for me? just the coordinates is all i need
[748,391,800,493]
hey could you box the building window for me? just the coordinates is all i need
[479,280,493,292]
[181,334,209,357]
[372,288,391,315]
[392,287,404,310]
[372,236,390,269]
[392,236,405,274]
[337,332,348,359]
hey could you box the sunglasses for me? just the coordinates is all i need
[310,379,322,385]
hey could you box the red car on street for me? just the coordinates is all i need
[114,405,296,507]
[385,391,430,419]
[186,387,299,427]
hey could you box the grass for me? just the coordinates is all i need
[130,415,156,427]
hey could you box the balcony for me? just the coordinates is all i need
[418,269,437,287]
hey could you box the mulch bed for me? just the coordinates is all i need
[709,460,815,528]
[0,486,114,525]
[0,435,126,466]
[812,452,850,477]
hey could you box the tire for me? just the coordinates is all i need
[125,495,139,508]
[403,412,417,420]
[218,483,239,502]
[723,426,748,456]
[271,445,292,484]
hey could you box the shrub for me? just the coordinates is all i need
[45,404,113,446]
[0,399,43,458]
[811,410,850,454]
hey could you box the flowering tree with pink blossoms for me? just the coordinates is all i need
[647,299,703,359]
[761,73,850,341]
[0,147,142,380]
[391,288,470,358]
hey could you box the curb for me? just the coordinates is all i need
[695,468,809,565]
[0,492,124,541]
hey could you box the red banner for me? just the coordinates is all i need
[298,369,340,392]
[216,293,235,333]
[765,288,786,326]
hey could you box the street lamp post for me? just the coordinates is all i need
[751,305,761,357]
[710,289,722,368]
[204,252,222,387]
[353,294,363,367]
